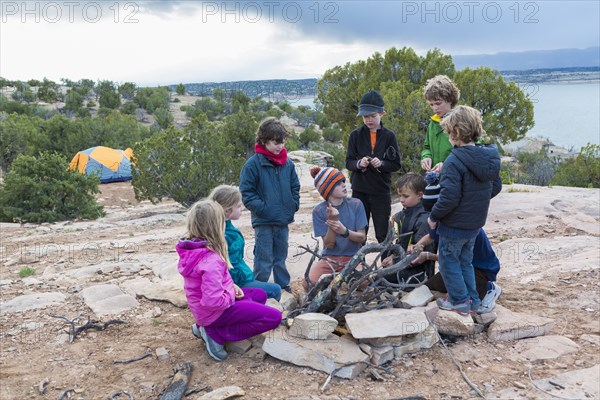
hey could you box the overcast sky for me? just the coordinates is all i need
[1,1,598,86]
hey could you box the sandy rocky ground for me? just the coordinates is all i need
[1,163,599,400]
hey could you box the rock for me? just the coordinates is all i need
[345,308,429,339]
[473,311,497,326]
[156,347,169,361]
[487,305,555,341]
[225,339,252,355]
[370,345,394,366]
[262,327,368,379]
[0,292,66,315]
[0,279,13,286]
[245,346,266,361]
[289,313,338,340]
[513,381,527,389]
[359,343,372,357]
[136,281,187,308]
[580,334,600,345]
[434,310,475,337]
[513,335,580,361]
[81,284,139,316]
[490,364,600,400]
[394,341,421,358]
[196,386,245,400]
[265,298,283,312]
[279,291,298,311]
[22,277,42,286]
[400,285,434,308]
[288,150,334,167]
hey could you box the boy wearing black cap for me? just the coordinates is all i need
[345,90,401,243]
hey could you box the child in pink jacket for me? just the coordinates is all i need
[177,199,281,361]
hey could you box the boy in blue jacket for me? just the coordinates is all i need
[239,118,300,292]
[427,106,502,315]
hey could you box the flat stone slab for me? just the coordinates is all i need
[512,335,580,361]
[81,284,139,316]
[434,310,475,337]
[489,364,600,400]
[487,305,555,341]
[197,386,245,400]
[289,313,338,340]
[345,308,429,339]
[0,292,66,315]
[136,281,187,308]
[400,285,434,308]
[262,327,368,379]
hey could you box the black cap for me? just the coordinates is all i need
[357,90,385,116]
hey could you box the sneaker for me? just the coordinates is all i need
[436,296,471,316]
[478,282,502,314]
[192,324,227,361]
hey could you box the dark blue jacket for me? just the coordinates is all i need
[430,144,501,235]
[239,153,300,227]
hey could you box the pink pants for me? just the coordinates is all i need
[204,288,282,345]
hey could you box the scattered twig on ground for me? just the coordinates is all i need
[527,365,579,400]
[320,361,395,392]
[184,384,210,397]
[108,390,134,399]
[38,377,49,394]
[48,314,127,342]
[159,362,193,400]
[113,351,153,364]
[426,315,485,398]
[56,387,74,400]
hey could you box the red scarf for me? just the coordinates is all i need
[254,143,288,166]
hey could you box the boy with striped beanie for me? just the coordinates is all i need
[305,166,368,289]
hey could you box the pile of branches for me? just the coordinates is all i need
[289,227,423,322]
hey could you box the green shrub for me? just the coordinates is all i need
[552,144,600,188]
[299,125,321,147]
[0,152,104,223]
[18,266,36,278]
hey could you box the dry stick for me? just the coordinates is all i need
[320,361,396,392]
[56,387,74,400]
[426,316,485,398]
[108,390,134,399]
[113,351,153,364]
[527,365,579,400]
[49,314,127,342]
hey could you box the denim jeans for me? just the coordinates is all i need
[438,234,481,307]
[239,279,282,301]
[253,225,290,288]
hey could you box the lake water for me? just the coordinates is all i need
[288,82,600,151]
[526,83,599,150]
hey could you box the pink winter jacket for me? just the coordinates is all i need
[176,238,236,326]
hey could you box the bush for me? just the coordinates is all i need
[132,121,245,207]
[299,124,321,147]
[552,144,600,188]
[18,266,36,278]
[322,124,343,143]
[0,152,104,223]
[515,150,556,186]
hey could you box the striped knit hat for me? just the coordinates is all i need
[310,166,345,201]
[422,171,441,212]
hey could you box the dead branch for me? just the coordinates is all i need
[56,387,74,400]
[48,314,127,342]
[113,351,152,364]
[108,390,134,399]
[291,225,430,322]
[160,362,193,400]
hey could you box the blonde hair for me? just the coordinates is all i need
[209,185,242,213]
[424,75,460,107]
[441,105,485,144]
[184,199,231,269]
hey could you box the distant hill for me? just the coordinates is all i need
[170,79,318,100]
[454,47,599,71]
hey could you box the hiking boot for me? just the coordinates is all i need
[478,282,502,314]
[192,324,227,361]
[436,296,471,316]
